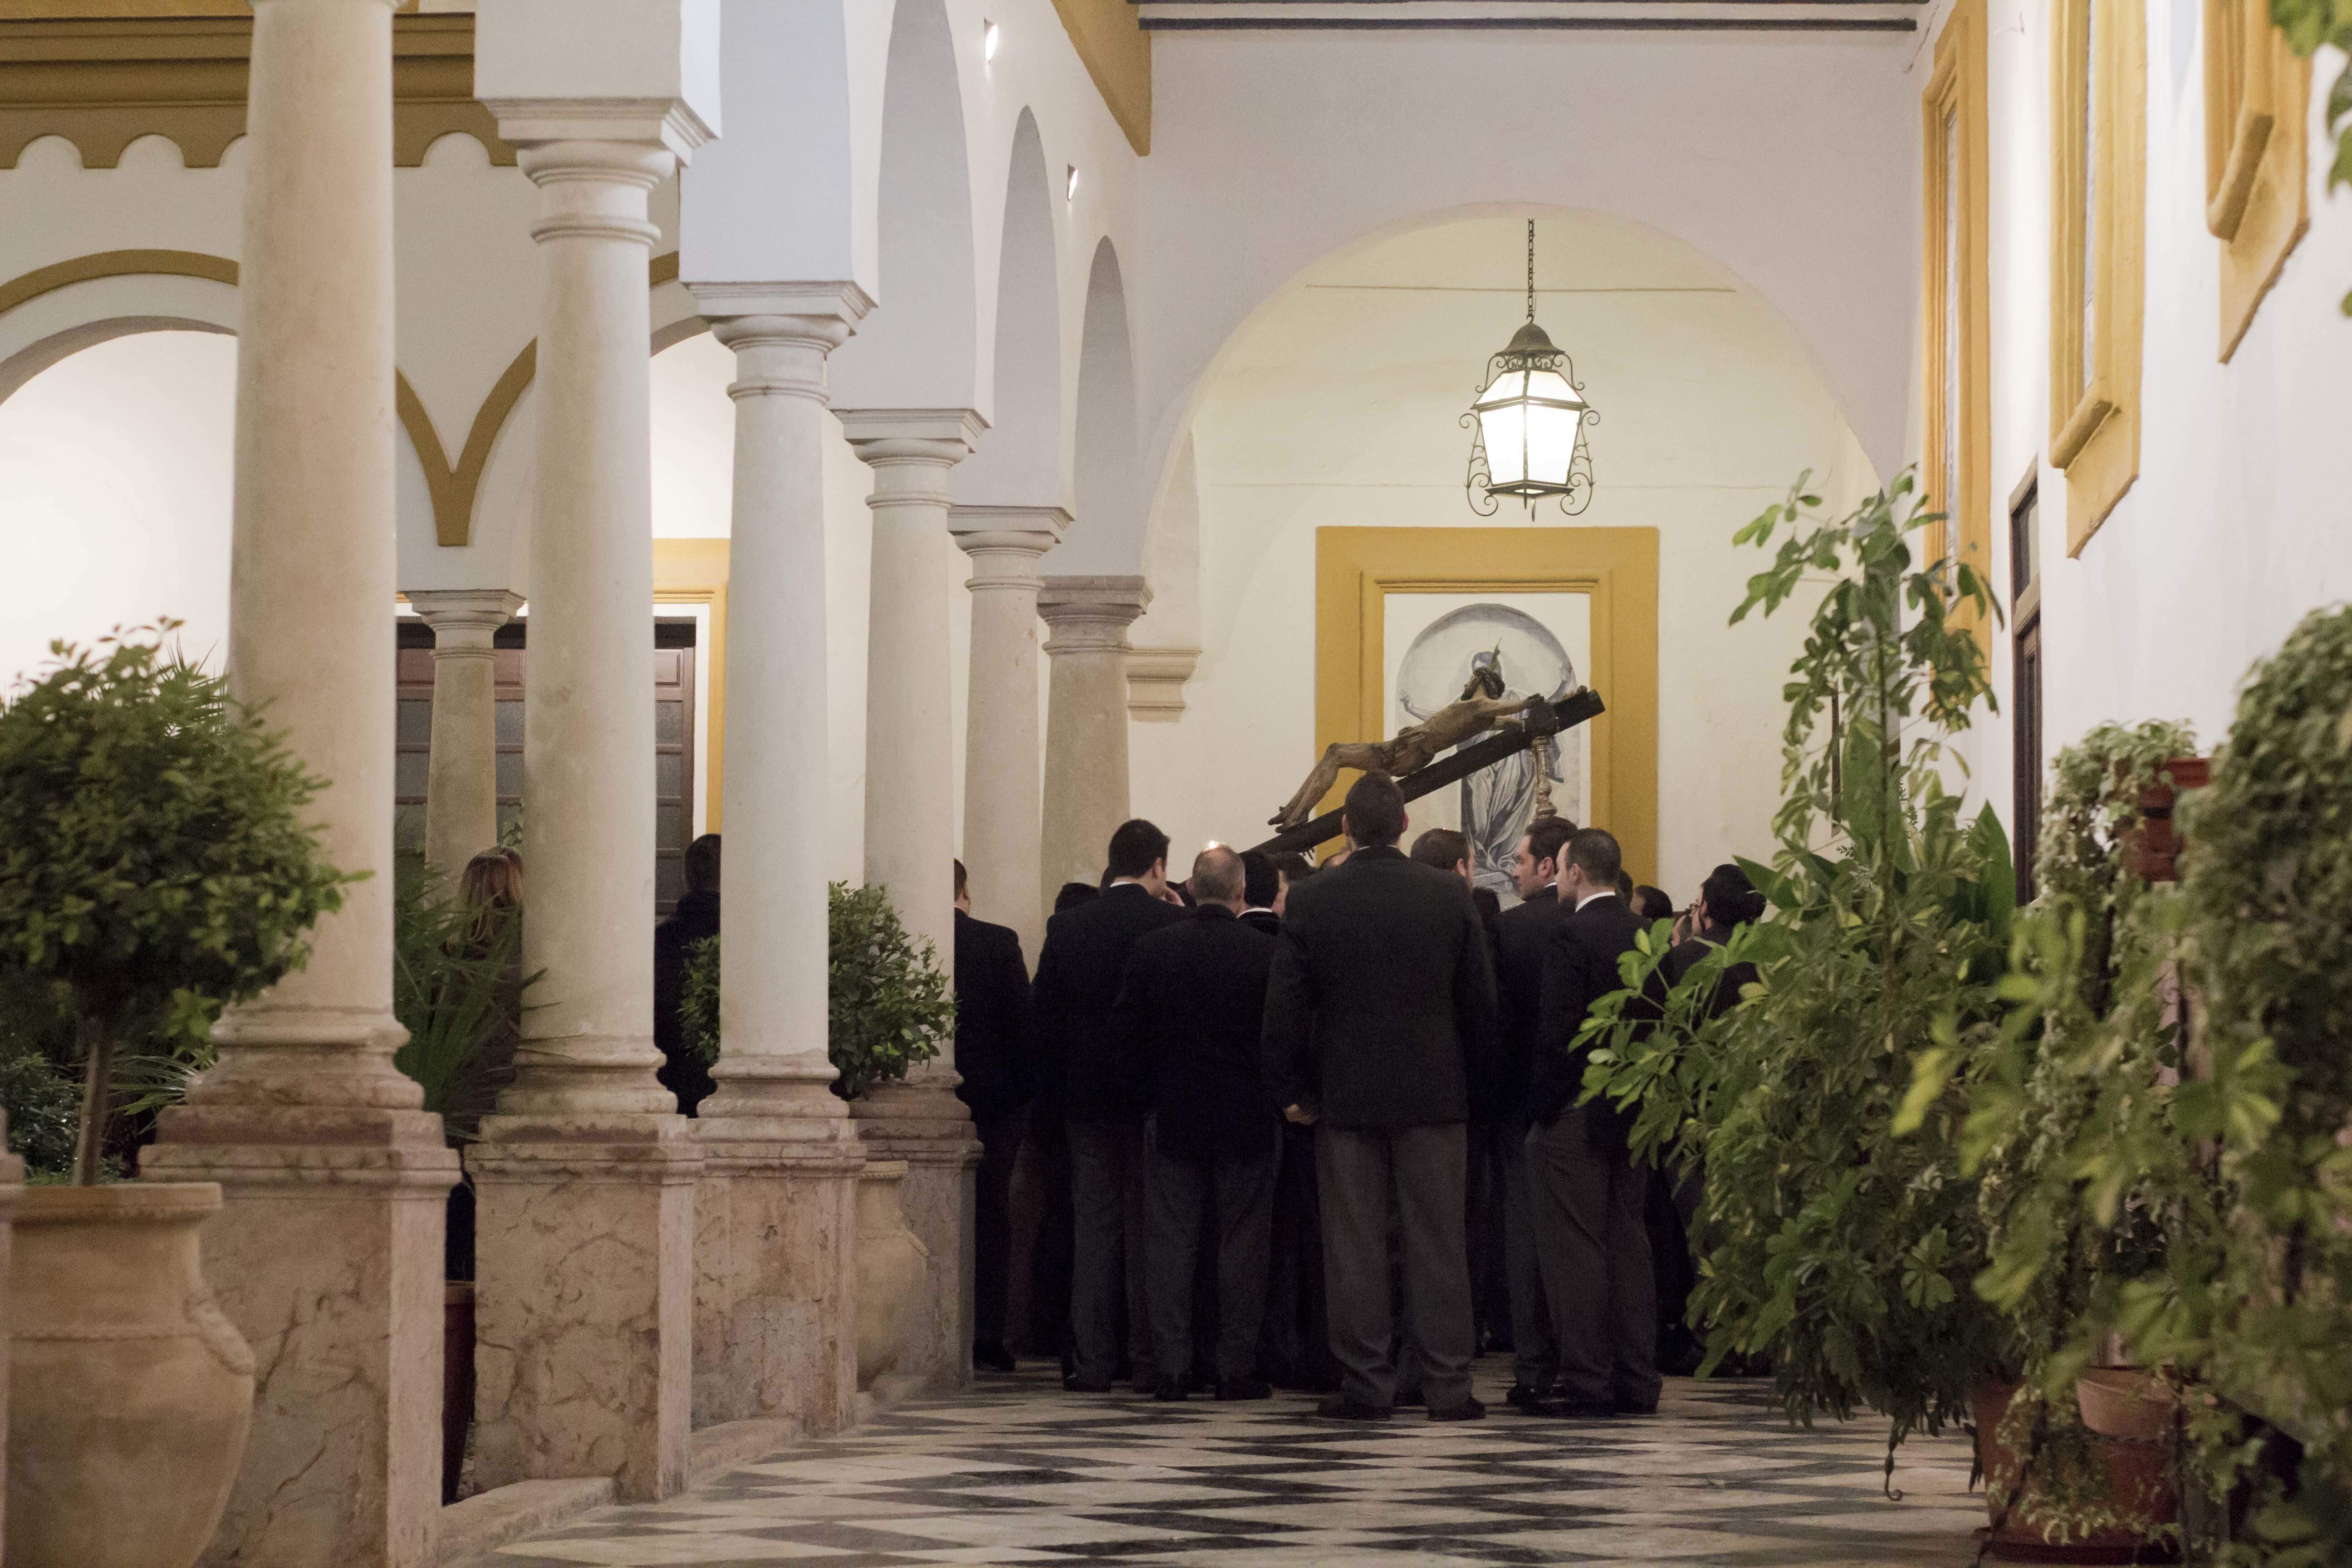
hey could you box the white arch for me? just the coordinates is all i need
[829,0,982,413]
[953,109,1062,507]
[0,274,237,403]
[1056,237,1140,574]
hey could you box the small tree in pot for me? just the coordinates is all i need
[0,625,350,1568]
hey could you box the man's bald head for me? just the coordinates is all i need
[1189,845,1246,907]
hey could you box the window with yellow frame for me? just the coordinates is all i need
[2205,0,2309,358]
[1922,0,1989,647]
[2049,0,2146,554]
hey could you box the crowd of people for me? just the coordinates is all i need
[941,772,1769,1422]
[640,779,1764,1420]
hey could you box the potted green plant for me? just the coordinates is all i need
[1916,720,2203,1558]
[0,626,350,1568]
[388,851,529,1504]
[681,880,951,1387]
[1583,473,2017,1490]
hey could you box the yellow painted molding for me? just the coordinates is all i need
[0,15,513,169]
[1047,0,1149,156]
[2205,0,2309,359]
[1313,526,1660,886]
[397,342,536,549]
[0,245,233,317]
[654,537,730,832]
[1921,0,1992,652]
[2049,0,2145,554]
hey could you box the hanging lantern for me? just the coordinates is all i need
[1465,221,1596,516]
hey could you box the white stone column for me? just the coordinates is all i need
[1038,576,1151,902]
[837,408,985,1388]
[410,589,521,880]
[463,97,709,1496]
[948,505,1063,962]
[140,2,461,1563]
[683,295,872,1435]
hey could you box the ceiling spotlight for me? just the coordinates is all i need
[1066,164,1079,201]
[983,19,999,60]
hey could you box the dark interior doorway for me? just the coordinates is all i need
[2009,472,2043,906]
[396,615,701,915]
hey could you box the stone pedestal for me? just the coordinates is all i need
[848,1088,979,1389]
[681,296,874,1437]
[137,1,461,1563]
[409,588,522,879]
[948,506,1063,960]
[1038,575,1151,898]
[466,72,712,1499]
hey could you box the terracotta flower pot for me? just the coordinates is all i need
[855,1161,931,1389]
[2122,758,2211,882]
[1974,1380,2177,1564]
[7,1183,255,1568]
[2076,1367,2176,1442]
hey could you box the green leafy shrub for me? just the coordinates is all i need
[1584,472,2016,1473]
[0,627,352,1183]
[1919,721,2200,1545]
[390,853,529,1138]
[2162,605,2352,1557]
[679,882,952,1101]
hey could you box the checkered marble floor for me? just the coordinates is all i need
[489,1361,1987,1567]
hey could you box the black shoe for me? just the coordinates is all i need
[1063,1374,1115,1393]
[1504,1382,1548,1411]
[1153,1375,1190,1401]
[1428,1396,1487,1422]
[1613,1396,1660,1416]
[974,1341,1017,1373]
[1393,1387,1427,1408]
[1530,1397,1617,1419]
[1216,1376,1272,1401]
[1315,1395,1392,1421]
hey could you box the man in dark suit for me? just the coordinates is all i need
[1526,826,1660,1418]
[1030,818,1188,1392]
[1238,851,1282,937]
[1491,813,1576,1407]
[953,859,1034,1373]
[1262,773,1501,1422]
[1112,845,1280,1401]
[653,833,721,1116]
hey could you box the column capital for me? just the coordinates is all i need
[1037,574,1152,652]
[693,281,873,329]
[407,588,524,649]
[836,407,987,457]
[948,504,1068,567]
[476,0,719,161]
[1127,646,1203,722]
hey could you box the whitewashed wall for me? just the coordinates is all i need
[1911,0,2352,808]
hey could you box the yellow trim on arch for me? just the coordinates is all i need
[654,536,730,833]
[0,248,690,548]
[1313,526,1660,885]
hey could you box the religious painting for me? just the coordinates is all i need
[1382,592,1593,900]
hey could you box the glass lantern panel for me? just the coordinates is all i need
[1520,368,1584,484]
[1474,371,1529,485]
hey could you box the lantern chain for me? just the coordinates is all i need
[1526,220,1536,323]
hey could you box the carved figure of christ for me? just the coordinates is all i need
[1268,692,1538,831]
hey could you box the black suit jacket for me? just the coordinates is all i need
[653,888,721,1116]
[1489,885,1564,1124]
[1260,846,1501,1129]
[1527,892,1650,1132]
[953,909,1034,1123]
[1112,905,1279,1158]
[1031,882,1188,1121]
[1238,908,1281,938]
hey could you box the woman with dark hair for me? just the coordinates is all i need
[1630,885,1675,924]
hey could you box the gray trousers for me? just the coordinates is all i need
[1068,1116,1154,1387]
[1317,1122,1475,1411]
[1529,1107,1660,1409]
[1146,1121,1280,1383]
[1501,1123,1555,1390]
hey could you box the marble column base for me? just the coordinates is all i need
[137,1138,460,1568]
[849,1083,979,1390]
[691,1117,865,1435]
[466,1127,702,1502]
